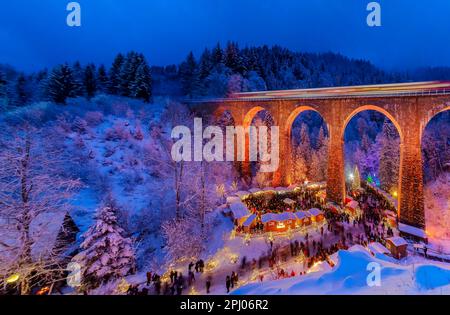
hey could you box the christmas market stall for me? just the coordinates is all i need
[308,208,325,223]
[283,198,296,210]
[261,212,297,232]
[386,236,408,259]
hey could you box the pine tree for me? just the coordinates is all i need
[45,64,77,104]
[292,148,308,184]
[379,119,400,192]
[352,165,361,190]
[199,48,213,80]
[119,51,142,96]
[179,51,200,97]
[73,204,135,289]
[212,42,224,65]
[84,64,97,99]
[131,61,152,102]
[71,61,85,96]
[109,53,125,95]
[96,64,109,93]
[224,42,245,74]
[14,74,29,106]
[0,70,8,107]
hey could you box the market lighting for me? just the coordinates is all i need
[6,273,20,284]
[392,191,398,198]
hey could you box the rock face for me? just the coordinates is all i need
[191,84,450,231]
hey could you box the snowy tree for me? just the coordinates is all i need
[72,203,135,290]
[13,74,29,106]
[83,64,97,99]
[96,64,109,93]
[109,53,125,95]
[352,165,361,190]
[131,61,152,102]
[379,119,400,192]
[179,51,201,97]
[45,64,78,104]
[161,218,203,263]
[292,148,308,184]
[0,124,81,294]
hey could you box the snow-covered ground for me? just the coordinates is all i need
[232,245,450,295]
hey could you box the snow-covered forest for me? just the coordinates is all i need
[0,43,449,295]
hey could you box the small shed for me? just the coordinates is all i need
[308,208,325,222]
[241,214,257,233]
[229,202,250,225]
[386,237,408,259]
[261,212,296,232]
[294,211,308,227]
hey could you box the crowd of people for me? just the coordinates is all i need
[126,185,399,296]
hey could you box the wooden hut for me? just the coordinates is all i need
[229,202,250,225]
[386,237,408,259]
[261,213,296,232]
[308,208,325,223]
[241,214,257,233]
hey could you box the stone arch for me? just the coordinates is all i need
[284,106,330,186]
[422,105,450,137]
[243,106,270,129]
[285,106,329,138]
[342,104,404,216]
[342,105,404,143]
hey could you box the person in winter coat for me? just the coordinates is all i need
[206,276,212,294]
[226,276,231,293]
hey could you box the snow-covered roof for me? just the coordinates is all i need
[226,196,241,204]
[229,202,250,219]
[368,242,390,255]
[283,198,295,205]
[236,191,250,198]
[242,214,257,227]
[387,237,408,247]
[261,212,296,223]
[287,184,300,190]
[275,187,287,192]
[295,212,308,220]
[398,223,427,239]
[263,187,275,191]
[308,208,324,217]
[249,188,261,193]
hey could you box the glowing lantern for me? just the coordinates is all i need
[6,273,20,284]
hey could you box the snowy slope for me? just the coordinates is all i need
[232,246,450,295]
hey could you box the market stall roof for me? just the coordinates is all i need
[226,196,241,204]
[294,212,308,220]
[242,214,257,227]
[308,208,324,217]
[249,188,261,193]
[275,187,287,192]
[387,236,408,247]
[368,242,390,255]
[283,198,295,205]
[263,187,275,191]
[229,202,250,219]
[261,212,297,223]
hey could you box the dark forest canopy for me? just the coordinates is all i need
[2,43,450,108]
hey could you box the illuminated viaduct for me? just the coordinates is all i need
[189,81,450,232]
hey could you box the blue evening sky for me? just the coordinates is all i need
[1,0,450,72]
